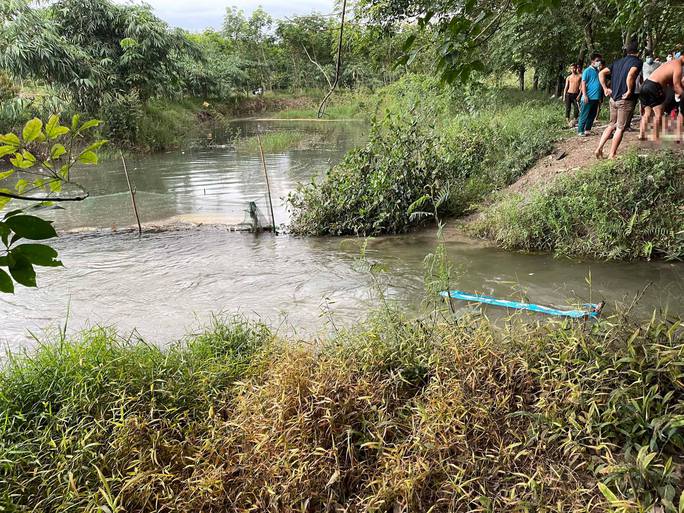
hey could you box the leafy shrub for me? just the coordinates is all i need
[289,77,562,236]
[289,105,454,235]
[471,151,684,260]
[99,91,144,145]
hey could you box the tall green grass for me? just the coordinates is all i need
[1,310,683,512]
[234,130,309,153]
[471,151,684,260]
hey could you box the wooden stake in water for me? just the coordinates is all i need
[120,150,142,237]
[256,133,278,235]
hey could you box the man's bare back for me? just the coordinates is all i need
[647,56,684,95]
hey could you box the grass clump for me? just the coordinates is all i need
[471,151,684,260]
[2,310,683,512]
[235,130,309,153]
[0,317,271,512]
[288,75,562,236]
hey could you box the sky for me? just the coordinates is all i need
[113,0,336,31]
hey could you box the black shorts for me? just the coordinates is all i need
[640,80,666,108]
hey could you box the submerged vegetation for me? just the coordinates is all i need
[1,311,683,511]
[471,152,684,261]
[289,76,562,236]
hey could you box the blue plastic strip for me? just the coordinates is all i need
[440,290,601,319]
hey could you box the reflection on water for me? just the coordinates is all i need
[47,120,363,230]
[1,121,682,353]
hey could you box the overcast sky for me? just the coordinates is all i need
[113,0,335,31]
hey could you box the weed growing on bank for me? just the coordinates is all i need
[288,75,562,236]
[1,310,683,512]
[471,151,684,260]
[235,130,309,153]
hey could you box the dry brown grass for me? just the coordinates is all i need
[2,313,682,512]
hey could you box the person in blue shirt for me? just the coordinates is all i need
[577,54,605,136]
[595,41,643,159]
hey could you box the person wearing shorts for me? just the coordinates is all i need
[639,54,684,140]
[595,42,642,159]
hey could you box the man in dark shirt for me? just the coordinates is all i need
[595,42,643,159]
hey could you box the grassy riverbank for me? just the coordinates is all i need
[2,311,683,512]
[470,151,684,261]
[0,89,368,153]
[288,76,564,236]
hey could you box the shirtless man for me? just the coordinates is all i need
[640,54,684,141]
[563,64,582,127]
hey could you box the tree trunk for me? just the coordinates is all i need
[533,69,539,91]
[583,18,595,61]
[578,47,587,67]
[622,30,633,52]
[518,65,525,92]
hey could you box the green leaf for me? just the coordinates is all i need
[0,133,20,147]
[0,268,13,293]
[3,210,22,219]
[49,180,63,193]
[8,254,36,287]
[78,151,98,165]
[83,140,108,153]
[0,192,12,211]
[78,119,101,132]
[15,178,28,194]
[22,118,43,143]
[598,483,620,505]
[0,145,16,158]
[0,221,9,247]
[21,150,36,164]
[45,115,59,137]
[0,169,15,181]
[5,215,58,241]
[71,114,80,131]
[50,144,66,160]
[46,115,70,140]
[12,244,62,267]
[678,490,684,513]
[9,154,34,170]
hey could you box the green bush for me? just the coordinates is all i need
[289,77,562,236]
[471,151,684,260]
[99,91,144,146]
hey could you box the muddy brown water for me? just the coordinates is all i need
[1,120,682,353]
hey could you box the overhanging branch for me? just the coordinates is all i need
[0,191,89,202]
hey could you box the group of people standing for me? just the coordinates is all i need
[563,41,684,159]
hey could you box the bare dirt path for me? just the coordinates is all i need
[505,125,668,195]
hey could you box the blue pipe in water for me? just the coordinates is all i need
[440,290,605,319]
